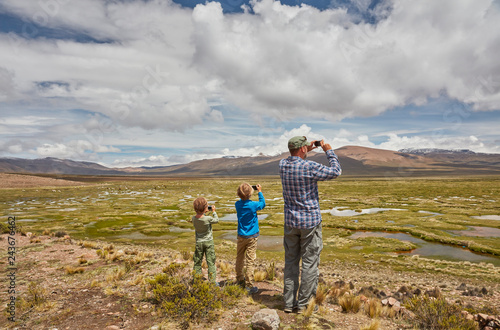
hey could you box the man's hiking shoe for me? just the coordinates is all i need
[297,305,319,314]
[284,307,294,313]
[246,286,258,294]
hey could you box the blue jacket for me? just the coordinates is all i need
[235,192,266,237]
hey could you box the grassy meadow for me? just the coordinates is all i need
[2,175,500,281]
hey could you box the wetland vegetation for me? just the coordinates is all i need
[2,175,500,279]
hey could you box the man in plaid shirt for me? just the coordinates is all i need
[279,136,341,313]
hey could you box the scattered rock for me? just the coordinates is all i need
[251,308,280,330]
[388,297,398,307]
[425,287,441,298]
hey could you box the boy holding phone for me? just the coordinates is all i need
[192,197,218,284]
[235,183,266,294]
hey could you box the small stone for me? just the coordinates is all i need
[381,299,388,306]
[388,297,398,306]
[251,308,280,330]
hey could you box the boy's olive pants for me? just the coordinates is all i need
[193,240,216,282]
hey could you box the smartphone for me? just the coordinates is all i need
[252,185,258,190]
[208,205,213,211]
[314,141,322,147]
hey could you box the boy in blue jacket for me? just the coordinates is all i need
[235,183,265,294]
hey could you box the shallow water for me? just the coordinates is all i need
[220,214,269,221]
[329,207,405,217]
[349,231,500,266]
[472,215,500,221]
[220,232,283,251]
[449,226,500,238]
[111,231,175,240]
[169,226,194,233]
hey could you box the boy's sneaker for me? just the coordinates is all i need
[246,286,258,294]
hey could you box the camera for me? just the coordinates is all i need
[252,185,258,190]
[314,141,322,147]
[208,205,213,211]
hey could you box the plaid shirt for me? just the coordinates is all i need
[279,149,341,229]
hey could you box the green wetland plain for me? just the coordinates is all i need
[2,174,500,329]
[3,175,500,276]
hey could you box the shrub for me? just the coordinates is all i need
[54,231,67,238]
[222,283,246,299]
[147,273,223,328]
[338,294,361,313]
[26,281,47,307]
[405,296,477,330]
[162,262,186,275]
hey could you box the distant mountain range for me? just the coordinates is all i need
[1,146,500,177]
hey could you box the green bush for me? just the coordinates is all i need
[405,296,477,330]
[146,272,223,328]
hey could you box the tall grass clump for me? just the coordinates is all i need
[254,270,267,282]
[366,299,383,318]
[360,319,381,330]
[315,283,329,306]
[338,294,361,313]
[405,295,477,330]
[266,262,276,281]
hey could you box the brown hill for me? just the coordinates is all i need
[1,146,500,177]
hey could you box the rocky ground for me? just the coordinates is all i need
[1,232,499,330]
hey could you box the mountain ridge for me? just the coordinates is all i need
[1,146,500,177]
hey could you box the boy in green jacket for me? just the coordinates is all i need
[192,197,219,284]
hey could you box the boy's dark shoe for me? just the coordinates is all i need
[246,286,258,294]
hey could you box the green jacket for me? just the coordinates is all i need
[192,213,219,242]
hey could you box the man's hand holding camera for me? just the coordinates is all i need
[310,139,332,152]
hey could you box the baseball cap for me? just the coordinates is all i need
[288,136,309,149]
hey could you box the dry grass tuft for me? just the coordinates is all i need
[218,261,232,277]
[266,262,276,281]
[79,240,100,249]
[338,294,361,313]
[315,283,329,306]
[106,267,126,283]
[366,298,383,318]
[360,319,381,330]
[181,250,192,260]
[254,270,267,282]
[65,266,85,275]
[302,298,318,317]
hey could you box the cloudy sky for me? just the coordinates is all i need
[1,0,499,167]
